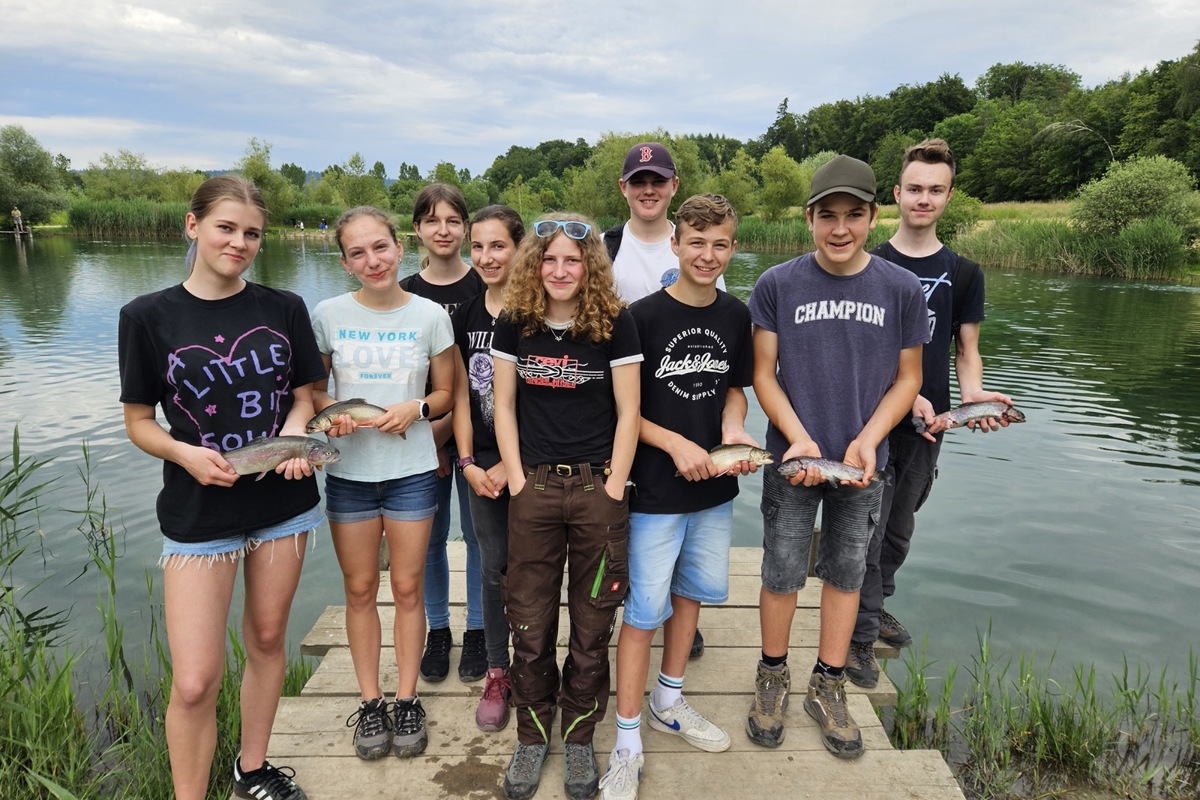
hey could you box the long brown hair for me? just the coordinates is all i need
[185,175,267,271]
[502,213,624,344]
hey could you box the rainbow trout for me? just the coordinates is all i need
[223,436,340,480]
[913,401,1026,434]
[306,398,402,436]
[675,444,774,476]
[777,457,879,486]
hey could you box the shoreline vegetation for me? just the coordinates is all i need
[4,428,1198,799]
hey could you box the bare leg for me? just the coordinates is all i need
[386,517,434,697]
[660,595,700,680]
[759,586,798,659]
[330,519,386,699]
[817,583,857,668]
[614,623,655,719]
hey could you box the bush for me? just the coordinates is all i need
[940,190,983,241]
[1070,155,1200,236]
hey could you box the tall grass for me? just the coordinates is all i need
[67,200,188,238]
[1,430,315,800]
[886,625,1200,799]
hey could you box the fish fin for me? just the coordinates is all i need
[255,471,269,481]
[399,431,406,440]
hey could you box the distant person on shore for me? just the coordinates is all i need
[11,206,24,233]
[746,156,928,759]
[450,204,525,731]
[600,194,757,800]
[601,140,716,659]
[118,175,322,800]
[845,139,1013,689]
[319,218,328,232]
[492,213,641,800]
[310,205,456,762]
[402,183,487,685]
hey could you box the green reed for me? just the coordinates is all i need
[886,625,1200,799]
[66,199,188,238]
[1,429,315,800]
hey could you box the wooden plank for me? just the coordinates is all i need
[301,605,901,661]
[301,646,898,708]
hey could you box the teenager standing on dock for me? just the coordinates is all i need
[11,205,24,233]
[402,183,488,684]
[118,175,322,800]
[451,204,525,731]
[493,214,641,800]
[310,206,456,761]
[746,156,928,759]
[846,140,1012,688]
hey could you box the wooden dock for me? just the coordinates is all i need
[265,544,965,799]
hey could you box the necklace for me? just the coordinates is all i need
[547,319,573,342]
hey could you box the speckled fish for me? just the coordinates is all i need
[306,398,402,435]
[912,401,1026,434]
[777,457,879,486]
[675,444,774,476]
[222,436,340,480]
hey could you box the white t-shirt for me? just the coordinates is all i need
[311,292,454,482]
[610,222,725,303]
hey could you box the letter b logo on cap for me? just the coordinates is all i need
[639,146,654,163]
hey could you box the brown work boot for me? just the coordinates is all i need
[745,661,789,747]
[803,671,863,759]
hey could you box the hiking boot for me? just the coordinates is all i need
[504,742,548,800]
[878,609,913,648]
[745,661,789,748]
[476,667,513,732]
[689,628,705,659]
[563,741,599,800]
[391,697,428,757]
[648,695,731,752]
[845,640,880,689]
[803,671,863,759]
[459,628,488,682]
[346,697,391,759]
[598,748,643,800]
[420,627,453,682]
[232,756,307,800]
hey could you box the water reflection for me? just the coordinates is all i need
[0,238,1196,686]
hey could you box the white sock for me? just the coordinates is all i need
[651,671,683,712]
[614,712,642,755]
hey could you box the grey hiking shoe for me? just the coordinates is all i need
[391,697,428,757]
[845,640,880,689]
[878,609,913,648]
[563,741,599,800]
[346,697,391,759]
[803,671,863,759]
[745,661,789,747]
[504,742,548,800]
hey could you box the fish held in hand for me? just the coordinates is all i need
[913,401,1026,434]
[777,457,878,486]
[675,443,774,476]
[306,398,397,434]
[223,436,340,480]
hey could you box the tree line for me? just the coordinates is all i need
[2,43,1199,228]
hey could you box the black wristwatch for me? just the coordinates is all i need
[416,399,429,420]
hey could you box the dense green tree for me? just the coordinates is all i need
[235,138,295,220]
[870,131,921,202]
[757,146,805,221]
[961,102,1054,201]
[562,130,707,220]
[534,138,592,176]
[1070,154,1200,236]
[279,162,306,190]
[759,99,806,162]
[888,74,977,137]
[709,149,758,217]
[485,145,544,189]
[688,133,745,173]
[0,125,67,223]
[976,62,1081,112]
[82,150,159,200]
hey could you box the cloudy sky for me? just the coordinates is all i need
[3,1,1198,178]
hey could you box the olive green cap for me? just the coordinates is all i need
[807,154,876,206]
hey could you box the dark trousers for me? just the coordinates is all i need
[855,428,941,642]
[503,466,629,745]
[467,488,511,668]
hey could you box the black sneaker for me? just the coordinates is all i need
[232,756,307,800]
[878,610,913,648]
[458,628,488,682]
[689,628,705,659]
[392,697,428,757]
[346,697,392,759]
[420,627,453,682]
[845,641,880,689]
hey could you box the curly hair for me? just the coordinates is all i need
[502,212,624,344]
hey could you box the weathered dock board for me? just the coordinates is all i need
[254,543,964,800]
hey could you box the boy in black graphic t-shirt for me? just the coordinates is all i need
[599,195,758,800]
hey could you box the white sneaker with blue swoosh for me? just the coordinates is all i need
[647,696,731,752]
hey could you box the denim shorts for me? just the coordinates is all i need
[324,471,437,523]
[160,503,324,564]
[622,501,733,630]
[760,465,883,594]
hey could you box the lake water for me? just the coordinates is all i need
[1,233,1197,690]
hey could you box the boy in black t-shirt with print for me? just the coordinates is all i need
[599,194,759,800]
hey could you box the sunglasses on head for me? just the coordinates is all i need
[533,220,592,240]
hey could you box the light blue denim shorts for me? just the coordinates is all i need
[622,500,733,630]
[160,503,324,564]
[324,471,437,523]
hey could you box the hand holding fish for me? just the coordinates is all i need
[779,438,824,487]
[719,430,768,476]
[370,400,423,438]
[912,399,1025,436]
[178,442,240,487]
[669,436,719,482]
[840,438,877,488]
[958,390,1015,433]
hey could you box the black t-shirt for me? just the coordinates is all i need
[871,242,984,426]
[452,293,501,469]
[118,282,326,542]
[628,290,753,514]
[491,310,642,465]
[401,268,485,417]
